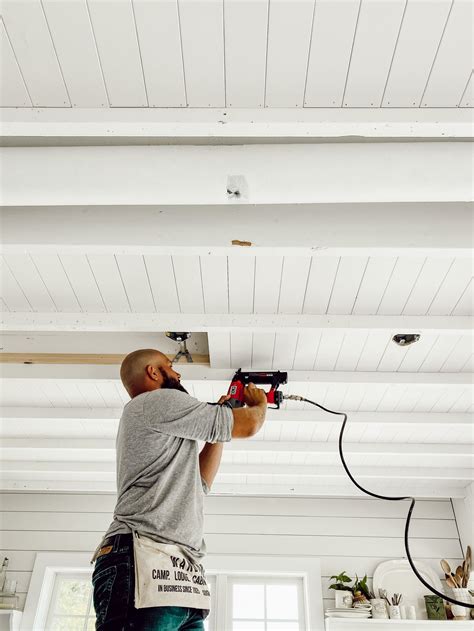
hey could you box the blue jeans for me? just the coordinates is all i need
[92,533,205,631]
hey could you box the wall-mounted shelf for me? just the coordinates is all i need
[325,619,474,630]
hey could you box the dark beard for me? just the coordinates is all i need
[158,368,188,394]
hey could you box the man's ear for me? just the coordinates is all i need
[146,364,160,382]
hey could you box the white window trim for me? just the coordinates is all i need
[21,552,92,631]
[206,554,324,631]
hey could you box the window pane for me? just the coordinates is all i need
[266,584,298,619]
[233,622,265,631]
[233,584,264,619]
[51,617,86,631]
[55,578,91,615]
[267,623,299,631]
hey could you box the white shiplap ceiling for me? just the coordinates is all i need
[0,0,472,499]
[1,0,473,109]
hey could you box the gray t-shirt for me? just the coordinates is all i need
[103,388,234,556]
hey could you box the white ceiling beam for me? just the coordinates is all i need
[1,143,471,207]
[2,460,471,482]
[2,203,471,257]
[1,365,472,387]
[1,313,470,335]
[1,108,471,141]
[0,479,466,498]
[1,407,471,428]
[1,438,471,459]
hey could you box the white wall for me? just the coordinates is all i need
[0,493,463,613]
[452,482,474,554]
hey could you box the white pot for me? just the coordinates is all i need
[389,605,401,619]
[370,598,389,619]
[450,588,472,620]
[334,590,353,608]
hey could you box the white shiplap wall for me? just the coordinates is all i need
[0,493,464,614]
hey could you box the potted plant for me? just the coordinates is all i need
[352,574,375,611]
[329,571,354,608]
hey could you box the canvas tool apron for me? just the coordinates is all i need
[133,531,211,610]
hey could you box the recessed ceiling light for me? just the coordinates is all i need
[392,333,420,347]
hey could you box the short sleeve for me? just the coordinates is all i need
[143,389,233,443]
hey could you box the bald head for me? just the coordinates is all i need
[120,349,170,398]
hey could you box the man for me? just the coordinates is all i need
[91,349,267,630]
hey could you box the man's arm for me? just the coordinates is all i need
[199,441,224,490]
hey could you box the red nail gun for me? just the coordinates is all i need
[227,368,288,409]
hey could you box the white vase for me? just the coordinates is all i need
[450,588,472,620]
[334,590,353,608]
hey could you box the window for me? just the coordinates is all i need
[230,577,304,631]
[45,573,95,631]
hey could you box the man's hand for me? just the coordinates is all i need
[243,383,267,407]
[217,394,231,405]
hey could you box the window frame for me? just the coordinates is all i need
[21,553,92,631]
[206,554,323,631]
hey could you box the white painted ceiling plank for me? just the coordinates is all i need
[132,0,186,106]
[327,256,368,315]
[251,332,275,369]
[357,384,389,412]
[304,0,359,107]
[1,0,69,106]
[42,0,108,107]
[278,257,311,315]
[144,255,180,313]
[1,254,56,312]
[228,256,255,314]
[447,390,473,413]
[0,256,32,312]
[403,258,454,315]
[200,256,228,314]
[178,0,225,106]
[86,254,131,313]
[382,0,452,107]
[30,255,81,313]
[0,18,30,106]
[230,331,253,369]
[115,255,155,313]
[303,257,339,314]
[96,382,124,408]
[459,70,473,107]
[352,257,397,315]
[428,258,473,315]
[58,255,106,313]
[171,255,204,313]
[265,0,314,106]
[377,340,410,372]
[86,0,147,106]
[343,0,406,107]
[413,389,450,412]
[314,330,345,371]
[377,258,425,315]
[254,256,283,314]
[224,0,268,107]
[452,279,474,316]
[440,336,473,373]
[397,334,438,373]
[335,331,368,372]
[420,335,462,372]
[272,332,298,369]
[422,0,474,106]
[293,332,321,371]
[356,331,391,372]
[208,332,231,368]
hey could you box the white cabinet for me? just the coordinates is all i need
[0,611,22,631]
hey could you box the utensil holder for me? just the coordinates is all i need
[389,605,401,619]
[450,588,472,620]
